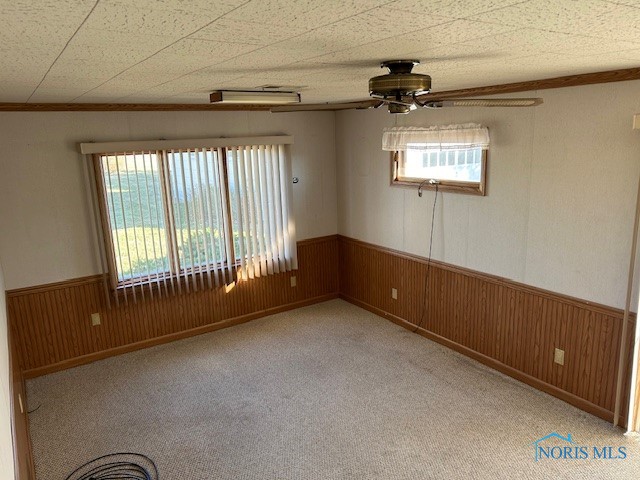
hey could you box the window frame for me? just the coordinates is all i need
[92,149,237,293]
[390,149,487,196]
[82,135,296,298]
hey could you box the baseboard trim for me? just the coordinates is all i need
[339,293,618,426]
[23,293,338,379]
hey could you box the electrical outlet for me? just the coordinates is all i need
[290,276,297,287]
[554,348,565,366]
[91,313,101,326]
[391,288,398,300]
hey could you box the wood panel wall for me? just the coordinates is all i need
[7,233,637,427]
[10,324,35,479]
[634,353,640,431]
[8,236,339,377]
[338,235,636,425]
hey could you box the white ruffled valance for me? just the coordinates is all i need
[382,123,490,151]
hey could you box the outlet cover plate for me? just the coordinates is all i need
[290,276,297,287]
[391,288,398,300]
[554,348,565,366]
[91,313,101,326]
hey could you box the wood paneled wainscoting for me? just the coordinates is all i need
[10,325,35,479]
[8,236,339,377]
[338,235,636,426]
[7,233,636,427]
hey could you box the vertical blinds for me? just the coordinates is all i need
[228,145,297,281]
[94,140,296,303]
[165,147,235,292]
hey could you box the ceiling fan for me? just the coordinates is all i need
[271,60,542,114]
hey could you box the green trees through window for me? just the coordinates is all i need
[95,142,297,293]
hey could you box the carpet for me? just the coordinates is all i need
[26,299,640,479]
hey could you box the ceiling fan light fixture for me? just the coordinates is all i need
[388,103,413,114]
[267,59,542,114]
[210,90,301,104]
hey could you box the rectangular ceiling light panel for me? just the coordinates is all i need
[209,90,301,104]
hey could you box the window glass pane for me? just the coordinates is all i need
[167,150,227,271]
[403,144,483,183]
[100,153,169,282]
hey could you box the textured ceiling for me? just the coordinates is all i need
[2,0,640,104]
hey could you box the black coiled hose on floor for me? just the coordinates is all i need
[64,453,158,480]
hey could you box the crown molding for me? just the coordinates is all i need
[0,102,274,112]
[417,66,640,102]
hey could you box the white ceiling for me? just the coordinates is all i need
[3,0,640,104]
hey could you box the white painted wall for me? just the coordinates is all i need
[1,82,638,310]
[0,260,16,480]
[336,81,640,309]
[0,111,337,290]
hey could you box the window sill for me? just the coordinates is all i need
[391,178,486,196]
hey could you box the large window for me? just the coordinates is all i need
[385,124,489,196]
[89,138,296,300]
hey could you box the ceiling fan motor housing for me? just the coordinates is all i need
[369,73,432,96]
[369,60,432,99]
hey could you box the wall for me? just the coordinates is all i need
[0,110,340,397]
[0,261,16,479]
[2,81,639,430]
[336,81,640,309]
[8,236,339,376]
[338,236,635,424]
[0,110,337,290]
[0,109,340,377]
[335,80,640,425]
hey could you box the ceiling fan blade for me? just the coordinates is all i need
[429,98,543,108]
[271,99,381,112]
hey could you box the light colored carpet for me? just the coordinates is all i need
[27,299,639,479]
